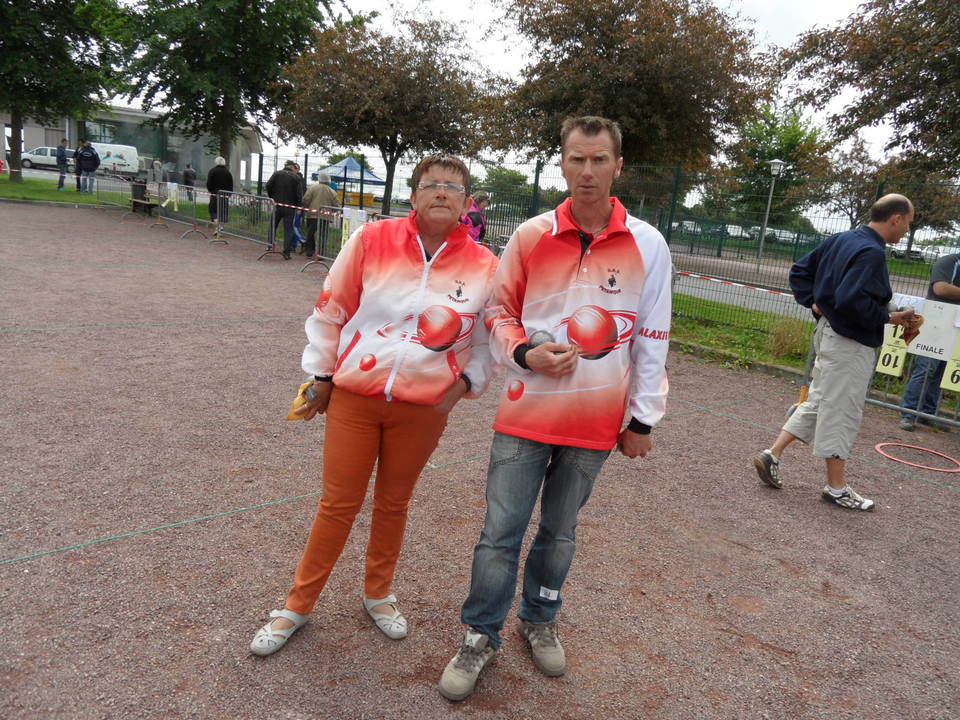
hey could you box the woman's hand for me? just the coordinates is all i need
[434,378,469,414]
[295,381,333,419]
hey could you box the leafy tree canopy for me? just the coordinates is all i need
[127,0,340,159]
[0,0,128,179]
[786,0,960,173]
[492,0,767,170]
[278,17,489,214]
[879,154,959,246]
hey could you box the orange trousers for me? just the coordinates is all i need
[285,387,448,614]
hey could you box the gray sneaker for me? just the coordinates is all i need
[822,486,875,512]
[753,450,782,489]
[438,629,497,701]
[899,416,916,431]
[519,621,566,676]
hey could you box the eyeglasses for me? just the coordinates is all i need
[417,181,466,195]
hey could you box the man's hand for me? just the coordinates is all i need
[526,342,578,377]
[617,429,652,458]
[295,381,333,419]
[434,378,469,414]
[889,308,916,327]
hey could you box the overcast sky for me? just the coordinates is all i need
[269,0,880,179]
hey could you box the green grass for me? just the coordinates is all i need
[0,172,99,203]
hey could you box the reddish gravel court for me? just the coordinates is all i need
[1,201,958,720]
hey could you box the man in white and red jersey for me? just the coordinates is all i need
[439,116,672,701]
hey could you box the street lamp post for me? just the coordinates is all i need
[756,158,785,273]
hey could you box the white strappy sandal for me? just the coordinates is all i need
[363,594,408,640]
[250,608,309,656]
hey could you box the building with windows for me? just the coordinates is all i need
[3,105,262,189]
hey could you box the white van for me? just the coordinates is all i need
[91,143,139,178]
[20,146,75,172]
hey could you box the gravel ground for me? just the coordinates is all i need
[1,202,958,720]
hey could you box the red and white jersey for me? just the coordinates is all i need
[487,197,672,450]
[303,213,498,405]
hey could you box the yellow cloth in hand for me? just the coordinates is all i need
[286,381,319,421]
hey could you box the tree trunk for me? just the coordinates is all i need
[380,154,397,216]
[219,128,232,163]
[9,106,24,183]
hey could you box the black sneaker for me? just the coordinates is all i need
[753,450,782,489]
[821,486,875,511]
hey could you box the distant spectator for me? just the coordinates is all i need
[162,159,176,183]
[182,163,197,201]
[76,140,100,194]
[266,160,304,259]
[464,190,491,242]
[74,140,84,191]
[56,138,70,191]
[206,156,234,223]
[148,160,163,184]
[300,172,339,257]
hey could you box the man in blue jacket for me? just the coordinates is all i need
[56,138,70,190]
[76,140,100,193]
[753,194,918,511]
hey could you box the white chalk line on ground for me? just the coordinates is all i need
[6,390,949,568]
[0,316,306,334]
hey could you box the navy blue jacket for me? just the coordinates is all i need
[76,145,100,172]
[789,226,892,348]
[56,145,68,164]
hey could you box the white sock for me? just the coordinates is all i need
[826,485,847,497]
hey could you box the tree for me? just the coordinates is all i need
[127,0,336,160]
[492,0,766,169]
[879,155,959,251]
[787,0,960,173]
[278,18,487,214]
[814,136,883,230]
[0,0,128,182]
[719,105,832,228]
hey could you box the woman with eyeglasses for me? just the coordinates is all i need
[251,154,499,656]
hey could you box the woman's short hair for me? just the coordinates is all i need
[474,190,490,204]
[411,154,470,194]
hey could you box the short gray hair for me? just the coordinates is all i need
[318,172,331,184]
[215,156,226,166]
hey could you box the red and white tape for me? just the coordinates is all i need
[674,271,790,296]
[273,201,343,219]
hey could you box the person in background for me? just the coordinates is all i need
[206,156,234,223]
[753,194,919,511]
[56,138,70,191]
[899,250,960,431]
[182,163,197,202]
[74,139,85,192]
[249,153,498,658]
[301,172,339,257]
[76,141,100,194]
[266,160,304,259]
[464,190,491,242]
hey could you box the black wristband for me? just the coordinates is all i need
[460,374,472,394]
[513,343,531,370]
[627,417,652,435]
[313,375,333,382]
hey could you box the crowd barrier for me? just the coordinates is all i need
[215,191,276,247]
[154,182,208,240]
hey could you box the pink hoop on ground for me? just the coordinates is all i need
[874,443,960,473]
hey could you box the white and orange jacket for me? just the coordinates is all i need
[487,197,672,450]
[302,213,499,404]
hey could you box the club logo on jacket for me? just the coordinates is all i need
[600,268,622,294]
[448,280,470,303]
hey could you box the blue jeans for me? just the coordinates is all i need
[901,355,946,418]
[57,163,68,189]
[460,432,611,648]
[80,170,95,193]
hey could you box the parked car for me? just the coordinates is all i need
[920,245,957,263]
[20,146,75,172]
[888,241,923,261]
[725,224,751,240]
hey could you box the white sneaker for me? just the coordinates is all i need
[438,630,497,701]
[822,486,875,512]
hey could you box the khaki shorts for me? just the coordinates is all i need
[782,317,876,460]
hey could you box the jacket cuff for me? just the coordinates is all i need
[513,343,531,370]
[627,417,652,435]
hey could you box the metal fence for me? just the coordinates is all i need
[214,190,275,247]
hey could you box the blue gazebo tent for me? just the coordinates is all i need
[314,156,385,210]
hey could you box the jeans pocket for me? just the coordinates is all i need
[571,447,612,483]
[489,432,523,468]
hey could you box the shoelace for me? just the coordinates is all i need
[454,642,489,671]
[525,625,559,648]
